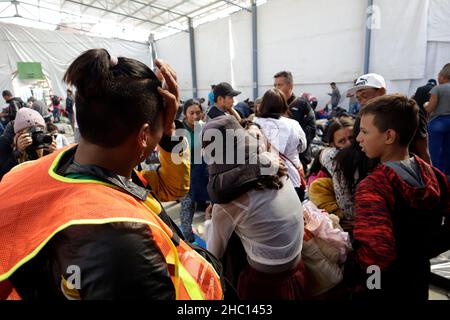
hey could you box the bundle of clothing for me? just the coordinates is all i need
[301,200,352,297]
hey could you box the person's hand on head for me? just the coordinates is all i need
[14,131,32,153]
[155,59,179,136]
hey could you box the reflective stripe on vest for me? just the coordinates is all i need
[0,148,222,300]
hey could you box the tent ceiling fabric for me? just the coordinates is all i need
[0,0,253,41]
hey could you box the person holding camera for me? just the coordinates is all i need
[0,108,56,181]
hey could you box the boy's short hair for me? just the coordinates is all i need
[360,94,419,147]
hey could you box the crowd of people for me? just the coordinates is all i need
[0,48,449,301]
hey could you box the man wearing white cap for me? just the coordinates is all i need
[347,73,431,163]
[346,73,387,107]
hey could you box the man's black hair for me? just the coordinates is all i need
[64,48,163,147]
[2,90,12,97]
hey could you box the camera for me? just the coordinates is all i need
[28,126,53,149]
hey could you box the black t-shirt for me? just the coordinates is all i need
[413,105,428,139]
[287,95,316,167]
[65,96,74,114]
[412,84,434,140]
[414,84,434,108]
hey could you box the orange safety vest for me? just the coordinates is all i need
[0,149,222,300]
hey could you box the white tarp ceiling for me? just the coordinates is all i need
[0,0,261,42]
[0,21,151,97]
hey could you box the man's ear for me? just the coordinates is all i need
[138,123,151,148]
[384,129,397,145]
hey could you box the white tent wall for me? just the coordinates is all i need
[155,0,450,110]
[156,0,366,105]
[195,17,233,101]
[229,10,253,101]
[155,31,192,99]
[379,0,450,98]
[428,0,450,42]
[0,22,151,99]
[1,0,448,108]
[370,0,428,81]
[256,0,366,108]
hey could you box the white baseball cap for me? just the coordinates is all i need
[347,73,386,95]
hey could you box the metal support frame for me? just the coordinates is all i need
[222,0,251,12]
[251,0,258,100]
[143,0,186,23]
[65,0,187,32]
[131,0,187,18]
[2,0,254,42]
[363,0,373,74]
[152,1,223,33]
[188,17,198,99]
[12,0,20,17]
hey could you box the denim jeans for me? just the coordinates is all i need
[428,115,450,175]
[52,108,60,122]
[349,102,360,115]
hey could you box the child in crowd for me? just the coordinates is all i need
[308,117,354,221]
[349,94,450,301]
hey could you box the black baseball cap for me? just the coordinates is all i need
[213,82,241,100]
